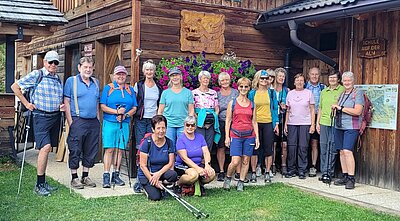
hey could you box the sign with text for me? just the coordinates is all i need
[358,38,386,59]
[83,43,93,57]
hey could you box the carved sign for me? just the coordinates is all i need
[358,38,386,59]
[180,10,225,54]
[84,43,93,57]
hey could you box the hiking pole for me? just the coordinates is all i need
[160,184,209,219]
[17,111,32,195]
[61,112,72,194]
[119,111,131,187]
[324,111,335,186]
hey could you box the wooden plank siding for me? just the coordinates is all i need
[0,94,15,155]
[339,12,400,191]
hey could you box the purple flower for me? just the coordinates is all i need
[193,59,198,66]
[185,57,190,63]
[202,51,206,58]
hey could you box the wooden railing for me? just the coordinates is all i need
[52,0,91,13]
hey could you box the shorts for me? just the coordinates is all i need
[310,115,319,140]
[230,137,255,157]
[32,110,61,149]
[334,128,359,151]
[174,165,189,176]
[102,120,130,149]
[253,123,274,157]
[217,120,226,148]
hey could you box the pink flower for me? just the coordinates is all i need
[213,87,220,91]
[185,83,190,88]
[163,86,169,90]
[232,82,238,89]
[162,66,169,74]
[189,87,194,90]
[228,67,234,74]
[171,61,175,65]
[159,79,165,85]
[163,75,168,81]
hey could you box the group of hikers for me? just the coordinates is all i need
[12,50,365,199]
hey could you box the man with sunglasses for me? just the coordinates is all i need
[11,50,64,196]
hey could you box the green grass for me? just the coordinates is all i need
[1,160,398,221]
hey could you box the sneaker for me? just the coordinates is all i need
[309,167,317,177]
[272,164,276,175]
[281,165,288,175]
[223,177,232,190]
[345,178,355,189]
[217,172,225,182]
[298,172,306,179]
[237,180,244,192]
[71,178,84,189]
[243,177,249,183]
[285,171,295,178]
[133,181,143,193]
[334,176,348,186]
[255,165,262,177]
[34,183,51,196]
[200,185,206,196]
[81,177,96,187]
[112,172,125,186]
[269,170,274,178]
[43,182,58,192]
[264,173,271,183]
[103,173,111,188]
[234,173,240,181]
[250,172,257,183]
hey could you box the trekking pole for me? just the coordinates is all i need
[17,111,32,195]
[324,111,335,186]
[61,112,72,194]
[119,112,131,187]
[161,184,209,219]
[279,110,285,178]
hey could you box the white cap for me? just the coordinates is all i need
[44,51,59,62]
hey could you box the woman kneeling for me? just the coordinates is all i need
[175,116,216,196]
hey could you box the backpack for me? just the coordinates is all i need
[356,91,374,151]
[136,133,172,167]
[108,82,132,97]
[20,69,43,112]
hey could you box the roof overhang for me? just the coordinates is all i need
[255,0,400,29]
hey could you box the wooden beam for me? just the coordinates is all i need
[64,0,121,20]
[0,23,54,36]
[131,0,141,85]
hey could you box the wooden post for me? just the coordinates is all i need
[131,0,141,85]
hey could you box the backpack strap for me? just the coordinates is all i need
[108,82,132,97]
[231,98,254,112]
[73,76,80,117]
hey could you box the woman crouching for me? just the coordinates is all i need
[175,116,216,196]
[138,115,178,201]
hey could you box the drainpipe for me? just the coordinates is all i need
[284,48,291,88]
[288,20,338,70]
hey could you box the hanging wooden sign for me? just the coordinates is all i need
[358,38,386,59]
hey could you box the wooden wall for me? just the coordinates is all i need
[139,0,293,75]
[339,12,400,191]
[0,94,14,155]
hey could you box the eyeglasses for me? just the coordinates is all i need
[185,123,196,128]
[48,60,59,65]
[260,77,269,81]
[239,85,249,89]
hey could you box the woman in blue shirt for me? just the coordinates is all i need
[100,65,137,188]
[138,115,178,201]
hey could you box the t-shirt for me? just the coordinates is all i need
[133,82,159,118]
[217,89,238,121]
[175,133,206,166]
[319,85,344,126]
[160,88,194,127]
[254,90,272,123]
[286,89,315,125]
[192,88,218,109]
[230,100,255,138]
[137,137,175,179]
[100,81,138,123]
[336,89,365,130]
[305,81,325,114]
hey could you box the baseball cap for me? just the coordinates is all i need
[260,70,269,77]
[113,65,128,75]
[44,51,59,62]
[168,67,182,76]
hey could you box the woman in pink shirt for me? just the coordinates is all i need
[284,74,315,179]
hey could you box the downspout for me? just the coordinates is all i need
[349,17,354,72]
[288,20,338,70]
[284,48,291,88]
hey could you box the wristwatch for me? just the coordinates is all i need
[125,113,130,118]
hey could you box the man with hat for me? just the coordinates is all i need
[63,56,100,189]
[11,50,64,196]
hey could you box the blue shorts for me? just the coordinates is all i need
[32,110,61,149]
[230,137,255,156]
[334,128,359,151]
[102,120,129,149]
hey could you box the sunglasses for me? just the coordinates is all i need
[48,60,59,65]
[185,123,196,128]
[239,85,249,89]
[260,77,269,81]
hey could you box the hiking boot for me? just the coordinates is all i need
[334,176,348,186]
[34,183,51,196]
[250,172,257,183]
[255,165,262,177]
[43,182,58,192]
[112,172,125,186]
[71,178,84,189]
[298,172,306,179]
[237,180,244,192]
[285,171,295,178]
[133,181,143,193]
[281,165,288,175]
[309,167,317,177]
[103,173,111,188]
[264,172,271,183]
[81,177,96,188]
[234,173,240,181]
[223,177,232,190]
[345,178,355,189]
[217,172,225,182]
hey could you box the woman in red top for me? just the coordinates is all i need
[223,77,260,191]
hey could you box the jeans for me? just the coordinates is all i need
[166,126,184,148]
[320,125,337,175]
[134,117,153,149]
